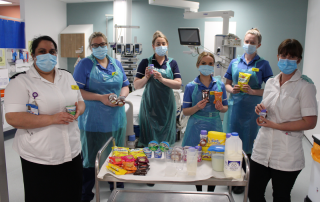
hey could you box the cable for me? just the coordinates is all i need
[200,45,232,62]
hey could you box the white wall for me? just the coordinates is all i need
[303,0,320,144]
[20,0,67,69]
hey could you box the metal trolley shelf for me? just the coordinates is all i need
[95,137,250,202]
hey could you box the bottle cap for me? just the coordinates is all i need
[261,109,267,112]
[226,133,232,138]
[194,146,202,151]
[208,145,225,152]
[200,130,207,135]
[231,132,239,136]
[149,64,154,67]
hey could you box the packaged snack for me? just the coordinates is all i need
[129,148,146,159]
[213,91,223,104]
[202,146,211,161]
[182,146,190,161]
[148,140,159,151]
[109,94,118,104]
[133,169,148,176]
[195,146,202,162]
[136,156,149,164]
[107,166,127,175]
[143,148,152,159]
[172,147,183,161]
[121,155,135,162]
[112,147,129,157]
[109,156,123,165]
[159,141,170,152]
[207,131,226,146]
[107,163,127,175]
[138,164,150,169]
[123,161,137,171]
[238,72,251,92]
[154,149,162,158]
[202,89,210,100]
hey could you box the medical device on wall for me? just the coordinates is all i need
[214,34,242,80]
[134,44,142,55]
[125,44,134,55]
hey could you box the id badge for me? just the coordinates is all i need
[26,104,39,115]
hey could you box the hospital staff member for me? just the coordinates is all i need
[73,32,129,202]
[182,51,228,192]
[4,35,85,202]
[223,28,273,194]
[249,39,317,202]
[134,30,182,147]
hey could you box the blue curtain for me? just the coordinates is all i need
[0,19,25,49]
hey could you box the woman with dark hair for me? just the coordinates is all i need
[249,39,317,202]
[4,35,85,202]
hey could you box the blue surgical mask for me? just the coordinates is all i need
[198,65,214,76]
[277,59,297,74]
[92,46,108,60]
[155,46,167,56]
[243,44,257,55]
[35,53,57,72]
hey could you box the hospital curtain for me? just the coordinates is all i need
[0,19,25,49]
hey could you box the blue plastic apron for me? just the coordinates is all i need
[182,77,223,147]
[223,57,263,154]
[138,56,176,147]
[79,54,127,168]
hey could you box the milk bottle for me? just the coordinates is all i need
[224,132,243,179]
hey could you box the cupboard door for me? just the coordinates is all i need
[61,33,85,58]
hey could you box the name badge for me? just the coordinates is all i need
[252,68,259,72]
[112,72,118,76]
[71,85,79,90]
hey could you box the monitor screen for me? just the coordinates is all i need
[178,28,201,46]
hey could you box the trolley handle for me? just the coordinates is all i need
[95,136,114,176]
[242,151,250,181]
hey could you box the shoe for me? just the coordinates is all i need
[232,186,245,194]
[146,184,155,187]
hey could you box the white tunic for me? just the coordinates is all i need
[4,65,83,165]
[252,70,317,171]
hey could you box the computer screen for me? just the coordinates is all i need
[178,28,201,46]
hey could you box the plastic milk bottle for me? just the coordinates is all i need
[224,132,243,179]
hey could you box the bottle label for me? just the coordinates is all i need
[225,160,241,172]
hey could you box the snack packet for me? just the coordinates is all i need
[129,149,146,159]
[121,155,135,162]
[112,147,129,157]
[136,156,149,164]
[107,163,127,175]
[213,91,223,104]
[123,161,137,171]
[109,156,123,165]
[238,72,251,92]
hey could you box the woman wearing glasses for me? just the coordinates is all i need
[73,32,129,202]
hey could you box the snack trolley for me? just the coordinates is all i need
[95,137,250,202]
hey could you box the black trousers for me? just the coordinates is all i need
[20,154,82,202]
[195,185,215,192]
[248,159,301,202]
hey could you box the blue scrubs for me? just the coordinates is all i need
[73,56,128,201]
[223,53,273,154]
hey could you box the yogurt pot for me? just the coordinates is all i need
[66,105,76,115]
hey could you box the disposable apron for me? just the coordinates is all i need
[138,56,176,147]
[182,77,223,147]
[223,57,263,154]
[79,54,126,168]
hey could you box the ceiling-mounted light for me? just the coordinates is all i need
[0,0,12,4]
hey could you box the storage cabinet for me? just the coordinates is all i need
[61,33,85,58]
[60,24,93,58]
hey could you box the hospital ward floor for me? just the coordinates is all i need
[3,130,313,202]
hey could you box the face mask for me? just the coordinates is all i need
[35,53,57,72]
[198,65,214,76]
[277,59,297,74]
[243,44,257,55]
[155,46,167,56]
[92,46,108,60]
